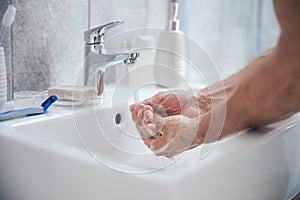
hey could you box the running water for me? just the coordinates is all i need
[127,63,140,104]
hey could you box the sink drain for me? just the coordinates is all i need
[115,113,121,125]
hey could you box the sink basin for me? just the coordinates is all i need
[0,99,300,200]
[11,104,173,173]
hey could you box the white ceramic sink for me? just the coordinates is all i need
[0,98,300,200]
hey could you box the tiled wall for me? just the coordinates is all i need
[11,0,89,98]
[0,0,279,101]
[185,0,279,78]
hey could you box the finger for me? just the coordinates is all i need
[141,93,168,116]
[154,92,181,116]
[144,105,153,111]
[153,113,166,132]
[142,129,171,156]
[130,104,138,121]
[138,128,152,139]
[134,120,155,139]
[141,91,164,105]
[129,103,136,112]
[142,137,155,149]
[143,105,154,122]
[143,109,153,123]
[154,104,168,117]
[145,123,157,137]
[136,104,146,126]
[136,103,145,110]
[136,124,157,139]
[134,104,159,138]
[130,103,146,122]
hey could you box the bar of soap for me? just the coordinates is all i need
[48,86,96,101]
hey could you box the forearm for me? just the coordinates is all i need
[195,45,300,144]
[220,0,300,135]
[196,48,276,117]
[197,0,300,139]
[194,0,300,144]
[221,47,300,137]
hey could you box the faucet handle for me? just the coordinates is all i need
[84,20,124,44]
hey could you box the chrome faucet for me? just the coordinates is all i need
[84,20,139,99]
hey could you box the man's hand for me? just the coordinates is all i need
[130,103,202,158]
[130,89,213,157]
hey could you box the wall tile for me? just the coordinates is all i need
[185,0,258,78]
[11,0,88,93]
[183,0,279,78]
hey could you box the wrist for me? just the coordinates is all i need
[277,36,300,63]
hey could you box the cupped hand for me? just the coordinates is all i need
[130,103,203,157]
[130,89,213,157]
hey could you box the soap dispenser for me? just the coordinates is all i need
[154,0,186,88]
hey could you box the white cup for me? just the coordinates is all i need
[13,91,48,109]
[0,47,7,111]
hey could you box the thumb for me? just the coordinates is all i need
[153,113,166,133]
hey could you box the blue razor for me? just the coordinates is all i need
[0,95,58,121]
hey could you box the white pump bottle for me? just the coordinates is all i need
[154,0,186,88]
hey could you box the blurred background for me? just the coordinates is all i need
[0,0,279,101]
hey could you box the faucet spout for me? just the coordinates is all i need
[84,50,139,96]
[85,51,139,73]
[83,20,139,103]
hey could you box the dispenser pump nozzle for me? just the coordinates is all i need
[168,1,180,31]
